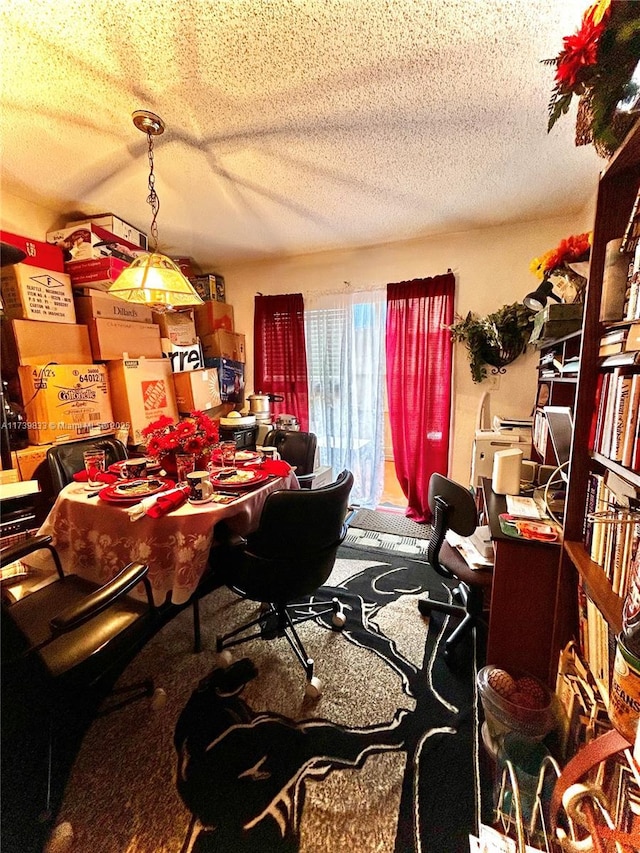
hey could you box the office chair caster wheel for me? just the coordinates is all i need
[44,821,74,853]
[217,649,233,668]
[151,687,168,711]
[259,601,271,615]
[331,598,346,628]
[305,676,323,699]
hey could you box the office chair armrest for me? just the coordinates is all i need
[0,534,66,579]
[50,562,152,634]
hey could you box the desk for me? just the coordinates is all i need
[481,478,561,686]
[32,471,298,606]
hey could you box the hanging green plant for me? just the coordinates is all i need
[448,303,535,384]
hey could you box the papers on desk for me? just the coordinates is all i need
[505,494,542,520]
[0,479,40,501]
[445,525,494,570]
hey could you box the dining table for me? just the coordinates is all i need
[29,462,299,606]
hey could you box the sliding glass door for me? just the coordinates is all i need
[305,290,386,507]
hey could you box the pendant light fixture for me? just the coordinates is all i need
[108,110,203,312]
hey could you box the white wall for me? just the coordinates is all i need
[222,212,594,485]
[2,190,594,486]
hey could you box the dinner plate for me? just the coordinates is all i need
[98,478,174,504]
[108,460,161,476]
[211,449,263,466]
[210,468,269,489]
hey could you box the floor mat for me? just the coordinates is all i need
[344,527,430,555]
[351,508,432,539]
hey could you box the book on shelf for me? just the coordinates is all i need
[600,237,633,322]
[601,351,640,368]
[560,356,580,373]
[622,373,640,467]
[620,187,640,255]
[624,322,640,352]
[599,341,624,356]
[611,373,633,462]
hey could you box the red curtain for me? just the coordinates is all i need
[254,294,309,429]
[386,274,455,522]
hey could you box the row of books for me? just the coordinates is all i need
[598,322,640,356]
[583,471,639,599]
[591,367,640,469]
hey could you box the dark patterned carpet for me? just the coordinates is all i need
[41,542,483,853]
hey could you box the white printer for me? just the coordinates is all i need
[470,393,532,487]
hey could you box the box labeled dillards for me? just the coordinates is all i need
[1,264,75,323]
[107,358,179,446]
[87,317,162,361]
[173,369,221,414]
[74,292,153,324]
[18,364,114,445]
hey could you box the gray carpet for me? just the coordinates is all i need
[351,508,432,539]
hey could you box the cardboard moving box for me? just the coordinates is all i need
[74,292,153,324]
[194,301,234,336]
[173,369,222,414]
[153,309,197,346]
[64,214,148,250]
[18,364,114,445]
[10,319,92,366]
[1,264,75,324]
[190,274,225,304]
[0,230,65,273]
[204,357,245,403]
[201,330,246,363]
[160,339,204,372]
[87,317,162,361]
[107,358,179,446]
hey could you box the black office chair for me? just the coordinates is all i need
[46,435,128,494]
[1,534,161,829]
[417,473,492,662]
[211,469,354,698]
[263,429,318,487]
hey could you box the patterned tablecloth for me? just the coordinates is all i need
[33,471,299,605]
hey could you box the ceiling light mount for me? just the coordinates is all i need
[132,110,165,136]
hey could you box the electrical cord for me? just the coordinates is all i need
[542,460,570,526]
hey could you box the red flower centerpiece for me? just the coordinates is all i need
[141,412,220,475]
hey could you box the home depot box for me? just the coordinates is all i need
[74,292,153,324]
[87,317,163,361]
[194,301,234,336]
[203,357,244,403]
[152,310,197,345]
[173,369,221,414]
[65,214,148,250]
[46,223,143,264]
[1,230,65,273]
[10,319,92,366]
[107,358,179,446]
[190,273,225,303]
[1,264,75,323]
[160,338,204,372]
[18,364,114,445]
[201,330,246,363]
[66,257,129,291]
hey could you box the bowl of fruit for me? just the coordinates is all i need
[477,665,555,740]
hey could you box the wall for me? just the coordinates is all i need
[222,212,594,485]
[2,190,594,486]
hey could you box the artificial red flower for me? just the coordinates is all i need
[141,413,220,462]
[555,8,607,91]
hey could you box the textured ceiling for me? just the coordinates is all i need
[1,0,603,269]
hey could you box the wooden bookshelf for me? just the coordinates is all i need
[552,119,640,686]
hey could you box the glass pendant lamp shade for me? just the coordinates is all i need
[109,252,203,308]
[107,110,204,311]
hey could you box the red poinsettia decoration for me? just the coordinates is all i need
[141,412,220,460]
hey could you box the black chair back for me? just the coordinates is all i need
[426,473,477,578]
[263,430,317,477]
[228,469,354,604]
[46,436,128,493]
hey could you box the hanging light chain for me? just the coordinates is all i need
[146,131,160,252]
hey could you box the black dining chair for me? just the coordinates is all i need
[417,473,492,662]
[262,429,318,487]
[208,469,354,698]
[46,435,128,494]
[1,534,163,832]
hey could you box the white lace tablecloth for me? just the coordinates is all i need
[33,472,299,605]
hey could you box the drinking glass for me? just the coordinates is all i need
[220,441,237,470]
[83,449,106,487]
[175,453,196,484]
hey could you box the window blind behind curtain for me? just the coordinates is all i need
[254,294,310,429]
[386,274,455,523]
